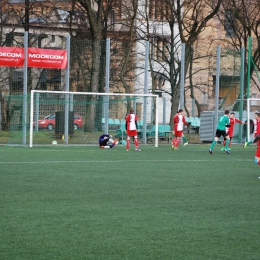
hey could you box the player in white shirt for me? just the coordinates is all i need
[172,109,189,150]
[125,108,141,151]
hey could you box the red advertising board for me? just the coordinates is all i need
[0,47,68,69]
[0,46,24,67]
[28,48,68,69]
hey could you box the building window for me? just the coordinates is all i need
[104,0,121,23]
[50,35,55,43]
[151,38,169,62]
[224,10,235,37]
[110,9,115,30]
[11,70,23,93]
[6,33,14,46]
[149,0,166,21]
[154,73,165,90]
[115,0,122,19]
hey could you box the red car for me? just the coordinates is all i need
[34,113,83,130]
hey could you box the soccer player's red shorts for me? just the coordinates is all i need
[174,130,183,137]
[127,130,137,137]
[256,146,260,157]
[227,131,233,138]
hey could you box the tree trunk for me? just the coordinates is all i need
[170,83,180,129]
[188,47,201,117]
[0,94,10,131]
[85,40,102,132]
[120,41,132,112]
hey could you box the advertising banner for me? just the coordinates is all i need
[28,48,68,69]
[0,47,24,67]
[0,47,68,69]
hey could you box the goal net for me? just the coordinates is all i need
[246,98,260,142]
[29,90,159,147]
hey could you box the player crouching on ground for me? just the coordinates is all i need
[99,134,118,149]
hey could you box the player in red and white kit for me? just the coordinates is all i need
[253,115,260,170]
[172,109,189,150]
[221,112,246,150]
[125,108,141,151]
[251,113,260,146]
[255,139,260,168]
[248,113,260,169]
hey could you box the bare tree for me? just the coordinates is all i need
[73,0,121,131]
[218,0,260,94]
[167,0,223,120]
[135,0,222,125]
[118,1,138,112]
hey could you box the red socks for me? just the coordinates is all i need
[126,140,130,150]
[134,138,139,148]
[172,138,180,147]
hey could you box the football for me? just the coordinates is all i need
[52,140,57,145]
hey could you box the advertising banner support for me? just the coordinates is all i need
[22,31,28,146]
[64,35,71,144]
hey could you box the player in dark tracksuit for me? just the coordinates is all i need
[99,134,118,148]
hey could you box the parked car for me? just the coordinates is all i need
[34,113,83,130]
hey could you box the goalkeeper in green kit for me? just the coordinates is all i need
[209,110,231,154]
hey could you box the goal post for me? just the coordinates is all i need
[246,98,260,142]
[29,90,159,148]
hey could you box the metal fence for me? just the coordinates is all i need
[0,31,255,145]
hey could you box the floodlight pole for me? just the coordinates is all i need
[143,41,149,144]
[239,47,245,143]
[104,38,110,134]
[214,46,221,136]
[247,36,252,99]
[64,34,71,144]
[22,31,28,146]
[180,43,185,109]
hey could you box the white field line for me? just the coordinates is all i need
[0,159,253,164]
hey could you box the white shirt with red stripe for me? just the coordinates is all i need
[126,113,138,130]
[174,114,187,132]
[253,119,258,135]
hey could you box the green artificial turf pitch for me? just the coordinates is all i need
[0,144,260,260]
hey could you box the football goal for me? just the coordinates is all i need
[29,90,159,148]
[246,98,260,141]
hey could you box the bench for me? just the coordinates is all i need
[146,125,171,143]
[114,123,126,143]
[187,117,200,133]
[102,118,123,131]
